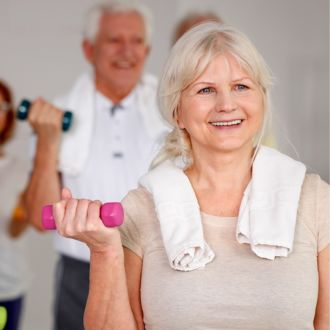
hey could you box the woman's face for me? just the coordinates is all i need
[177,53,264,155]
[0,92,7,135]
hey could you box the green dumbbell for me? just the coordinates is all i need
[16,99,73,132]
[0,306,7,330]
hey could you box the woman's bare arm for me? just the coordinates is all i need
[84,237,138,330]
[53,188,139,330]
[314,246,329,330]
[124,248,144,329]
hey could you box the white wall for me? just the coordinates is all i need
[0,0,328,329]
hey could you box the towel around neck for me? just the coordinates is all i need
[139,146,306,271]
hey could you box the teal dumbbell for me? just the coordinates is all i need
[0,306,7,330]
[17,99,73,132]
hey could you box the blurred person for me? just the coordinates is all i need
[53,23,328,329]
[0,80,30,330]
[173,11,223,43]
[24,1,167,329]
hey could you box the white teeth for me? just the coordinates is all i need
[115,61,132,68]
[211,119,242,126]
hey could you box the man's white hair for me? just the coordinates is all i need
[83,0,153,45]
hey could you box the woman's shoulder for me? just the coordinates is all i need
[299,173,329,252]
[301,173,329,197]
[120,186,158,258]
[121,186,157,228]
[299,173,329,209]
[122,186,154,212]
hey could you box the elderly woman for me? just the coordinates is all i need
[54,23,329,330]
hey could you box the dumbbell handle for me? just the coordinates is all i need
[17,99,73,132]
[42,203,124,230]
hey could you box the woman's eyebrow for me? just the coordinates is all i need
[232,77,253,83]
[190,81,216,87]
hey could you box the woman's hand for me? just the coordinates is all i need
[53,188,123,255]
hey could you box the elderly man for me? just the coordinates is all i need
[25,2,166,329]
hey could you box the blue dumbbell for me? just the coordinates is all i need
[17,99,73,132]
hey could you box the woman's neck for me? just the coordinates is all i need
[185,146,254,192]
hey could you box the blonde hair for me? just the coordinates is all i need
[83,0,153,45]
[152,22,273,168]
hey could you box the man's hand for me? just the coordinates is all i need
[28,98,63,147]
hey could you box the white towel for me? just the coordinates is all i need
[139,146,306,271]
[139,159,215,271]
[236,146,306,259]
[54,73,95,176]
[54,72,168,176]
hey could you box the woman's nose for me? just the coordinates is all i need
[214,90,236,113]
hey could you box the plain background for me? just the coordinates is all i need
[0,0,329,329]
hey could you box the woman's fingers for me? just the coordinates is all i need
[86,200,102,231]
[53,197,121,252]
[60,198,78,236]
[55,196,100,238]
[53,200,68,233]
[61,187,72,200]
[75,199,92,233]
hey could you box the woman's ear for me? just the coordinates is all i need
[174,106,185,129]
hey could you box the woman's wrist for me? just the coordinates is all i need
[89,231,124,262]
[90,246,124,266]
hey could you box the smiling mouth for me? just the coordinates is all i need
[209,119,244,127]
[113,61,135,69]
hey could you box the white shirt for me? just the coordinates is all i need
[0,154,31,299]
[55,87,163,261]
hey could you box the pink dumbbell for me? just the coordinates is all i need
[41,203,124,230]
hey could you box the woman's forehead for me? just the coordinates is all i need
[189,52,253,85]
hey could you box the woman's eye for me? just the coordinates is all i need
[198,87,214,94]
[235,84,249,91]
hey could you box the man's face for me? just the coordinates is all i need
[84,11,149,101]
